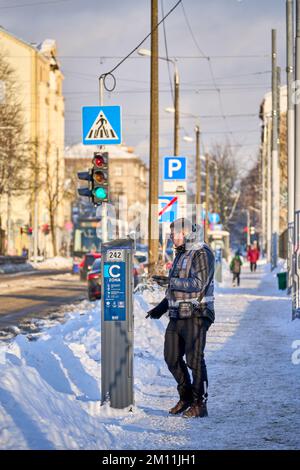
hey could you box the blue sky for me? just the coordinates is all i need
[0,0,288,173]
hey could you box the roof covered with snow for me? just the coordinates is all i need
[65,142,147,166]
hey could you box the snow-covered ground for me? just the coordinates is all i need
[0,256,73,275]
[30,256,73,271]
[0,261,299,450]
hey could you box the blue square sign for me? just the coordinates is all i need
[158,196,178,223]
[82,106,122,145]
[164,156,186,180]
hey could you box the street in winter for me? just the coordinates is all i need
[0,260,299,450]
[0,0,300,458]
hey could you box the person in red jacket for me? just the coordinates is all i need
[248,242,260,272]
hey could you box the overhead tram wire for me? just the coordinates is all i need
[180,0,235,142]
[99,0,183,91]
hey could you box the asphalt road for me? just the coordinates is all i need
[0,271,87,331]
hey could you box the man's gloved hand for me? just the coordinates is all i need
[146,297,168,319]
[152,275,169,287]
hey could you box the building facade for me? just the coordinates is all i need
[0,27,65,257]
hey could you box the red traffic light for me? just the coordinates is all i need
[93,155,105,168]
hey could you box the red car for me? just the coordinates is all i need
[79,253,101,281]
[87,258,101,301]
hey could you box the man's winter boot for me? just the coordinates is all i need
[182,401,208,418]
[169,399,192,415]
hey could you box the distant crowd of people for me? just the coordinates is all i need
[230,241,260,287]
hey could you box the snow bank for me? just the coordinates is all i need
[31,257,73,270]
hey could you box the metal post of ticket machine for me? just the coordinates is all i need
[101,238,134,409]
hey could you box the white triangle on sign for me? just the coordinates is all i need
[85,110,119,141]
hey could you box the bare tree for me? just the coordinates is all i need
[44,141,65,256]
[0,50,30,197]
[209,143,241,229]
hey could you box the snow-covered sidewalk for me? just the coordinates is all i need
[0,262,299,450]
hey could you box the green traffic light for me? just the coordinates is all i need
[94,187,107,199]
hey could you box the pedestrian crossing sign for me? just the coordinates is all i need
[82,106,122,145]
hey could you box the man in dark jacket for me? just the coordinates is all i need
[146,218,215,418]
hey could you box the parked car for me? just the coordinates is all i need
[133,254,147,287]
[79,253,101,281]
[87,258,101,301]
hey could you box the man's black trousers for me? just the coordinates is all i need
[164,317,209,403]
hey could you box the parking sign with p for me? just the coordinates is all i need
[164,156,186,180]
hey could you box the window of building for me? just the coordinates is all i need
[114,182,123,194]
[114,166,123,176]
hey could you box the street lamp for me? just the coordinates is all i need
[138,48,180,156]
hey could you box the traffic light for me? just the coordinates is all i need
[77,152,109,205]
[92,151,109,204]
[77,169,93,199]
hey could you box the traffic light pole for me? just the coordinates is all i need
[99,75,108,242]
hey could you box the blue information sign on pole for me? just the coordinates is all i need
[82,106,122,145]
[158,196,178,223]
[103,260,126,321]
[164,156,186,180]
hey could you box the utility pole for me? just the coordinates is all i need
[266,115,272,262]
[205,153,210,243]
[271,29,280,270]
[195,125,201,205]
[6,130,12,255]
[213,162,218,214]
[293,0,300,318]
[287,0,295,291]
[174,65,179,156]
[0,127,14,255]
[148,0,159,275]
[261,125,267,257]
[195,125,202,230]
[246,209,251,247]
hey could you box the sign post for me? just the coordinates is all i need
[101,238,134,409]
[215,247,223,283]
[163,156,187,219]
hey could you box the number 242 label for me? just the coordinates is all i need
[107,250,124,261]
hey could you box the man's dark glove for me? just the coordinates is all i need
[146,297,168,319]
[152,275,169,287]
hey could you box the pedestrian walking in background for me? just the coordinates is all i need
[146,218,215,418]
[248,242,260,272]
[230,251,243,286]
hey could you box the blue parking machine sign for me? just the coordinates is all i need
[103,261,126,321]
[82,106,122,145]
[164,156,186,180]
